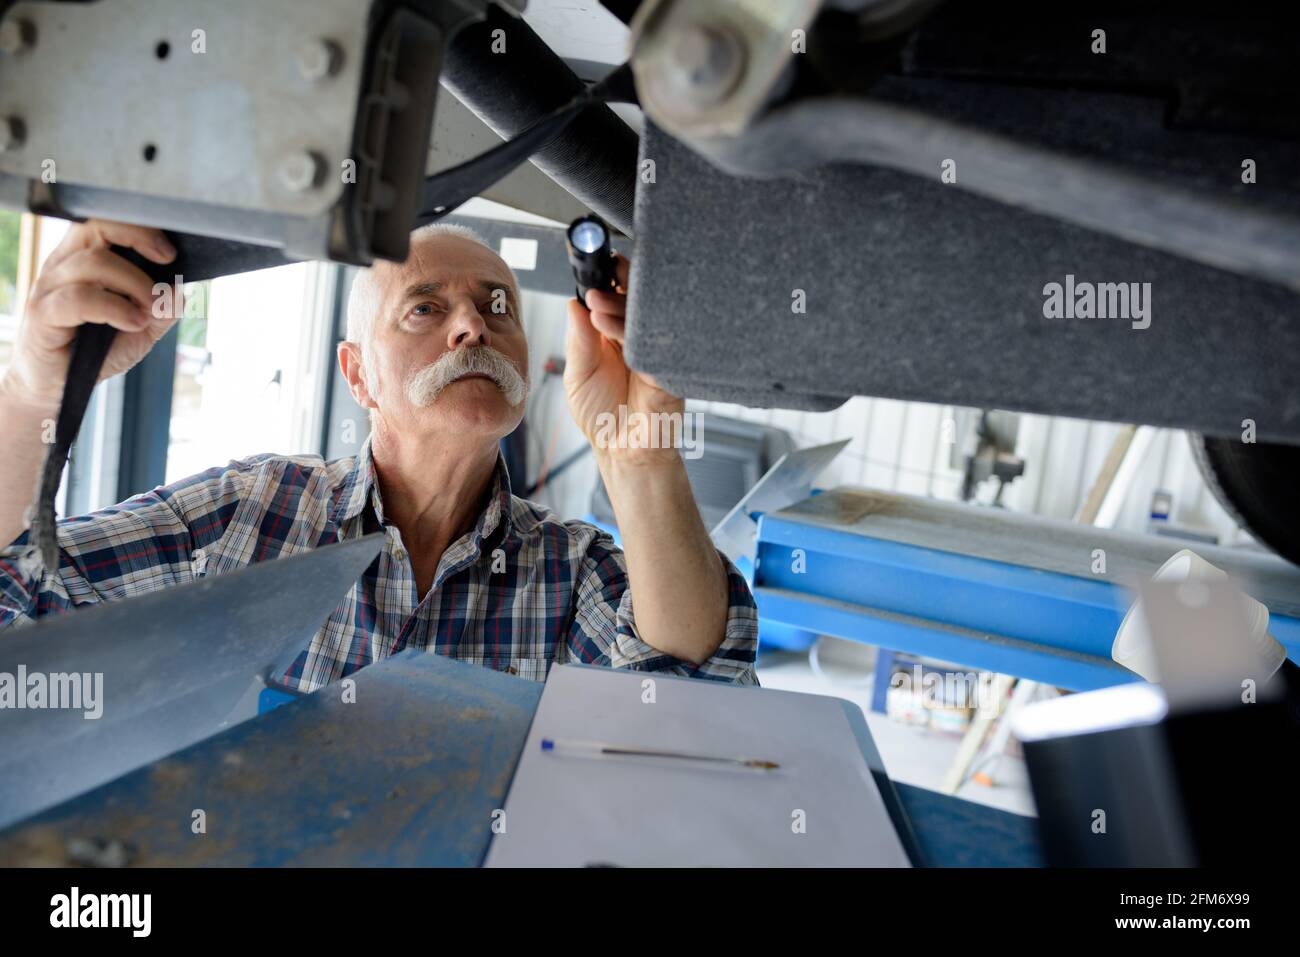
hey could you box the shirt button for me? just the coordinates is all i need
[393,547,406,562]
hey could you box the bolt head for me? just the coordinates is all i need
[653,22,745,112]
[669,24,742,97]
[671,27,716,76]
[296,38,341,82]
[0,18,35,55]
[279,151,324,192]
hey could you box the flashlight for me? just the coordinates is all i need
[566,214,619,304]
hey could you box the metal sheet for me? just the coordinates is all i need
[711,438,848,562]
[0,650,543,866]
[0,0,368,217]
[0,534,383,829]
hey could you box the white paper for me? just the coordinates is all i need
[485,664,911,867]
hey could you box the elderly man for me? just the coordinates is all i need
[0,219,758,688]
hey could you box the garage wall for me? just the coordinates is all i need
[687,398,1253,547]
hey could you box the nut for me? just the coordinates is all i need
[0,18,35,55]
[296,38,342,82]
[668,24,744,104]
[279,150,324,192]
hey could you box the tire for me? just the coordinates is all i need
[1190,432,1300,567]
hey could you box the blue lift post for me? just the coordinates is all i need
[752,487,1300,691]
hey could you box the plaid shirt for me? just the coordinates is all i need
[0,438,759,689]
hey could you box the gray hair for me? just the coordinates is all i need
[345,222,496,365]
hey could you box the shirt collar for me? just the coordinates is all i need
[331,434,516,551]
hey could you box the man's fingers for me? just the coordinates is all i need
[38,247,161,314]
[589,309,626,345]
[43,284,154,334]
[611,252,630,291]
[565,298,603,377]
[91,220,177,265]
[44,219,177,272]
[141,283,185,344]
[584,288,625,318]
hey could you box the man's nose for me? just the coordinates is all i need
[446,299,489,348]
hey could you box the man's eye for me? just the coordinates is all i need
[412,303,435,317]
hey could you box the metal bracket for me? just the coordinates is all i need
[0,0,521,265]
[629,0,823,139]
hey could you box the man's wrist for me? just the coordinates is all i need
[594,444,684,478]
[0,369,62,420]
[595,446,695,525]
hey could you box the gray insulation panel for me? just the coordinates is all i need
[624,122,1300,442]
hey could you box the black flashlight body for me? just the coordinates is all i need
[566,214,620,304]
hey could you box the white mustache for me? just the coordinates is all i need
[405,346,529,408]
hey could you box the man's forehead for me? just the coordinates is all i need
[385,233,515,294]
[396,279,514,304]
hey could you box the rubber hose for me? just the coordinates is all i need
[441,4,639,236]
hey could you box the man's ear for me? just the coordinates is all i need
[338,341,377,410]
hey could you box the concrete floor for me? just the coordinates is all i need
[756,640,1037,818]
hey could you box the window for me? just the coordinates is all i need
[0,210,24,376]
[164,262,336,483]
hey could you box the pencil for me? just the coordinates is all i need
[540,737,779,770]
